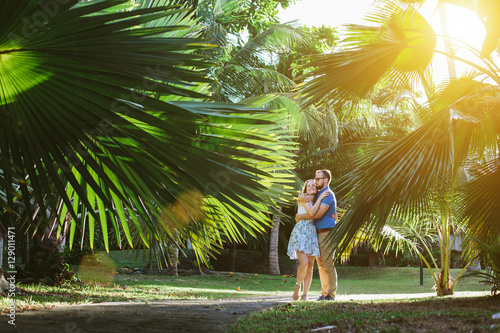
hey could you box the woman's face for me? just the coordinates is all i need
[305,181,317,195]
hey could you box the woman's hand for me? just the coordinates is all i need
[318,190,331,201]
[297,194,311,203]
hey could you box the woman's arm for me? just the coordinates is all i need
[301,191,330,217]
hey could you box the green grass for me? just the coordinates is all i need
[334,266,489,294]
[1,250,495,332]
[228,296,500,333]
[0,250,491,314]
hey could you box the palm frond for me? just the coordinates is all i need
[0,0,296,256]
[329,106,453,254]
[230,23,305,68]
[459,158,500,241]
[299,4,436,107]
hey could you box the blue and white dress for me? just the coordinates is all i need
[287,205,320,259]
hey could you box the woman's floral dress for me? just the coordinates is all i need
[287,205,320,259]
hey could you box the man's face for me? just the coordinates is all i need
[314,172,327,190]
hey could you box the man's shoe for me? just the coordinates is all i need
[323,295,335,301]
[316,295,325,301]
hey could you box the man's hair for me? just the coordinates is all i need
[316,169,332,182]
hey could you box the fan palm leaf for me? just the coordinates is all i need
[299,4,436,107]
[295,0,499,252]
[459,158,500,240]
[0,0,295,256]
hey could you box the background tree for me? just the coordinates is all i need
[299,0,500,294]
[194,0,295,38]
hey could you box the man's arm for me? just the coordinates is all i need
[295,213,306,222]
[296,211,338,222]
[295,204,329,222]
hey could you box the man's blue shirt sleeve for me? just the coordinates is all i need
[320,193,337,213]
[321,193,334,207]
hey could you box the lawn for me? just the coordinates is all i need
[1,250,497,332]
[228,296,500,333]
[0,250,492,313]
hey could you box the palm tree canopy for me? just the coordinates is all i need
[298,0,500,254]
[0,0,295,257]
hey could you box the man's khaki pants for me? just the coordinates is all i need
[317,231,337,297]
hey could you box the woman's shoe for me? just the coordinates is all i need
[300,294,308,301]
[292,284,301,300]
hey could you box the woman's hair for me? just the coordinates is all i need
[298,179,318,204]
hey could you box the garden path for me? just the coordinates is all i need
[0,291,488,333]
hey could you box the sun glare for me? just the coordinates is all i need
[435,5,486,50]
[279,0,489,81]
[420,1,487,80]
[279,1,486,50]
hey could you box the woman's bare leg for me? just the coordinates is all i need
[301,256,316,300]
[294,251,308,300]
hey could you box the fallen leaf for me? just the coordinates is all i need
[237,287,241,291]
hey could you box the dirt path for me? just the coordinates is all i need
[0,291,489,333]
[0,296,290,333]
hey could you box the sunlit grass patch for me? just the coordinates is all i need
[0,263,490,314]
[228,296,500,333]
[0,272,286,313]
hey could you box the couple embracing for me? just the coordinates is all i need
[287,169,337,301]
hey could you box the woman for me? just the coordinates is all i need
[287,179,330,300]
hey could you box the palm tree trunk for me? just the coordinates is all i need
[0,269,10,294]
[166,241,179,276]
[369,248,378,267]
[22,215,71,282]
[437,210,453,296]
[268,212,280,276]
[439,6,457,79]
[228,241,236,272]
[21,232,29,265]
[0,236,3,269]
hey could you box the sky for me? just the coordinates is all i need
[278,0,484,45]
[277,0,486,81]
[278,0,373,29]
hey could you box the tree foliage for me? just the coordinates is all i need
[299,0,500,266]
[0,0,295,265]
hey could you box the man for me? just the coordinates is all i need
[295,169,337,301]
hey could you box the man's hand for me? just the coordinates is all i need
[295,213,308,222]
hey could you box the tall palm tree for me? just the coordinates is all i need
[0,0,296,278]
[299,0,500,294]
